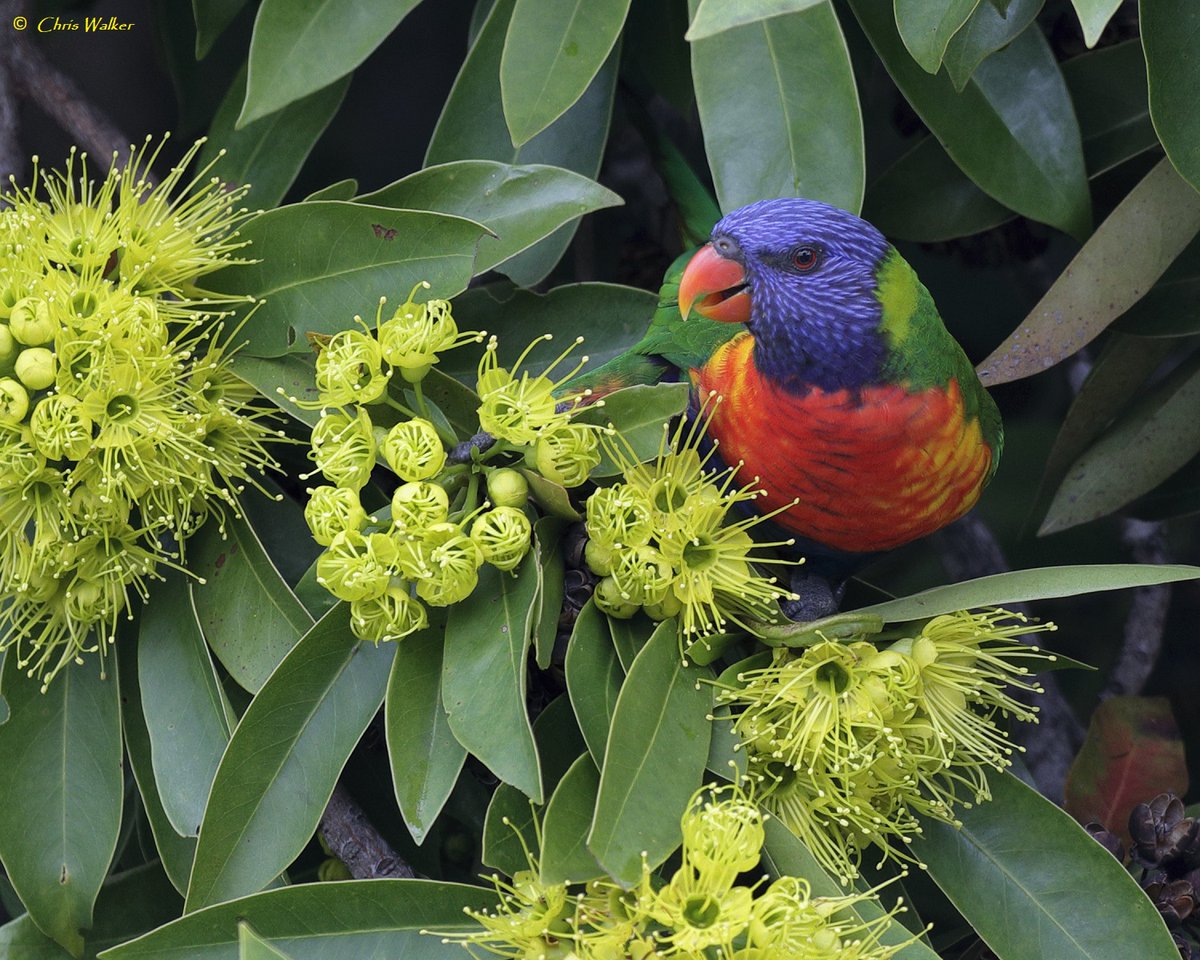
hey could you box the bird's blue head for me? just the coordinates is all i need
[678,198,892,391]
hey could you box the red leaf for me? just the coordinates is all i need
[1064,696,1189,843]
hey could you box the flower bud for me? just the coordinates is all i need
[485,467,529,508]
[391,480,449,535]
[594,576,638,619]
[310,407,376,490]
[532,422,600,488]
[304,485,367,546]
[9,297,56,346]
[470,507,532,571]
[350,585,428,643]
[586,485,653,551]
[316,530,397,602]
[644,590,683,621]
[611,544,673,606]
[0,377,30,423]
[583,538,613,576]
[414,527,481,606]
[15,347,57,391]
[379,418,445,481]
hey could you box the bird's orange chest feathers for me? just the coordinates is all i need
[693,333,992,554]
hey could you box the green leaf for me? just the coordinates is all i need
[185,605,394,911]
[565,599,624,767]
[0,656,122,956]
[540,754,604,885]
[850,4,1091,239]
[139,572,234,838]
[100,880,499,960]
[913,771,1178,960]
[532,518,565,670]
[427,0,617,287]
[1071,0,1122,47]
[443,555,542,802]
[978,159,1200,385]
[385,625,466,845]
[853,564,1200,622]
[205,203,489,357]
[691,1,865,214]
[302,178,358,202]
[686,0,823,40]
[1142,0,1200,191]
[1065,696,1188,843]
[1042,351,1200,533]
[942,0,1042,90]
[587,619,712,885]
[119,640,197,897]
[358,161,622,277]
[1127,454,1200,522]
[443,282,656,383]
[200,67,349,209]
[238,923,294,960]
[238,0,423,125]
[1065,40,1157,177]
[761,819,939,960]
[187,514,314,693]
[575,382,690,477]
[519,469,582,521]
[607,612,655,673]
[0,914,67,960]
[499,0,630,146]
[193,0,248,58]
[895,0,982,73]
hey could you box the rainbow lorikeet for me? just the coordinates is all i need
[571,198,1002,616]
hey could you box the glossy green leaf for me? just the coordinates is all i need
[540,753,604,885]
[851,4,1090,239]
[119,641,197,897]
[443,282,656,383]
[427,0,617,287]
[139,572,234,838]
[205,203,488,357]
[443,555,542,802]
[1065,40,1156,177]
[895,0,982,73]
[588,620,712,885]
[565,599,624,767]
[193,0,249,57]
[532,518,565,670]
[1127,454,1200,522]
[978,160,1200,385]
[1114,283,1200,337]
[102,880,499,960]
[358,161,621,277]
[1071,0,1122,47]
[303,179,358,202]
[519,469,582,521]
[691,0,865,214]
[1142,0,1200,191]
[0,915,66,960]
[575,382,690,477]
[386,625,466,845]
[1042,351,1200,533]
[187,514,314,693]
[238,923,294,960]
[186,605,394,911]
[686,0,823,40]
[200,67,349,209]
[853,564,1200,622]
[0,656,122,956]
[1065,696,1188,842]
[942,0,1042,90]
[607,612,655,673]
[761,819,939,959]
[238,0,423,125]
[914,771,1178,960]
[500,0,630,146]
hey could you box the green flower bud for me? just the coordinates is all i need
[485,467,529,508]
[470,507,532,572]
[611,544,673,606]
[532,422,600,488]
[310,407,376,490]
[304,485,367,546]
[585,484,653,551]
[594,575,638,619]
[390,480,449,535]
[583,538,613,576]
[315,329,388,405]
[15,347,56,391]
[317,858,354,882]
[350,585,428,643]
[379,418,445,481]
[413,526,481,606]
[643,589,683,621]
[0,377,30,424]
[29,394,93,461]
[9,297,56,346]
[316,530,397,601]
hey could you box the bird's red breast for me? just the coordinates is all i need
[694,333,992,554]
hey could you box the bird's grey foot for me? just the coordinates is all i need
[780,571,845,623]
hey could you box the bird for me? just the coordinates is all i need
[567,197,1002,620]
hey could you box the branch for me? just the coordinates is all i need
[932,512,1085,802]
[1102,518,1172,699]
[319,784,416,880]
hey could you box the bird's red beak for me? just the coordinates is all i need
[678,243,751,323]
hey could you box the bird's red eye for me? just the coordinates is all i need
[792,246,819,272]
